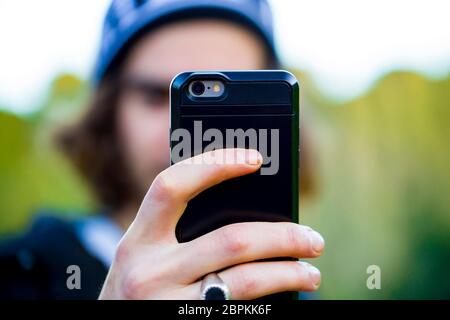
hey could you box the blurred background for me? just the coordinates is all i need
[0,0,449,299]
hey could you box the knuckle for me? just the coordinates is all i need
[121,267,146,299]
[114,241,175,299]
[284,223,306,255]
[219,224,250,256]
[115,239,132,265]
[121,266,166,299]
[293,263,308,288]
[148,171,178,203]
[232,268,258,297]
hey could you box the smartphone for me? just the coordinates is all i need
[170,70,299,300]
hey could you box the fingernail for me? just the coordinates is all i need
[307,264,321,287]
[309,230,325,254]
[298,261,321,288]
[246,149,262,166]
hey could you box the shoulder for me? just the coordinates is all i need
[0,211,107,299]
[0,212,82,259]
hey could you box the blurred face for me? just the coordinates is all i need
[116,19,267,196]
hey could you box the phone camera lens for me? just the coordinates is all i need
[191,81,205,96]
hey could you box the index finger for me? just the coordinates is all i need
[128,148,263,244]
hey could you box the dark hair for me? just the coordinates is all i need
[56,68,141,210]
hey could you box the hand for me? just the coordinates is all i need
[99,148,324,299]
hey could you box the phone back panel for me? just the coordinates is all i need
[170,71,299,299]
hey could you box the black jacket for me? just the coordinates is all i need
[0,214,107,299]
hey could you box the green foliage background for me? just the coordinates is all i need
[0,70,449,299]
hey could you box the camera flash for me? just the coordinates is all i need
[213,83,221,92]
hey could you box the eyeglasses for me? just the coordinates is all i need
[119,75,170,107]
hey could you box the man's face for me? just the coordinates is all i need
[116,19,267,197]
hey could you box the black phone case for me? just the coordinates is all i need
[170,70,299,300]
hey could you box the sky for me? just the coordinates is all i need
[0,0,450,113]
